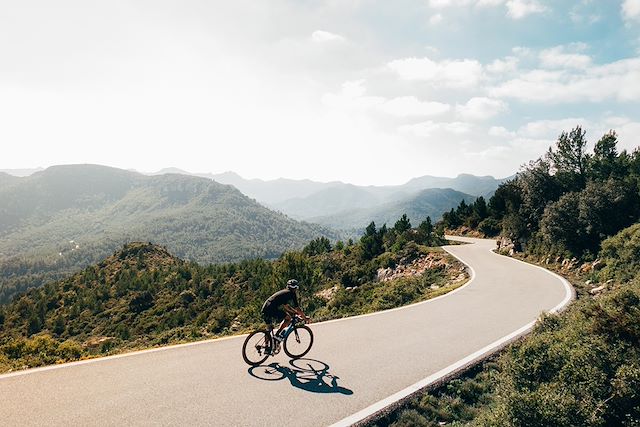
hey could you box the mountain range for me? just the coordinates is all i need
[308,188,477,230]
[150,168,511,228]
[0,165,334,303]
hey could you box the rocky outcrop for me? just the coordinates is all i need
[376,253,460,283]
[496,237,517,255]
[315,285,340,301]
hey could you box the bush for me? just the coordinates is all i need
[475,279,640,426]
[600,223,640,281]
[478,218,501,236]
[0,335,85,370]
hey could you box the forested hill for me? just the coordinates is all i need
[394,127,640,426]
[0,172,19,188]
[0,220,462,372]
[0,165,334,303]
[441,127,640,258]
[310,188,476,230]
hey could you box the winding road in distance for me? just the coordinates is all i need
[0,237,572,427]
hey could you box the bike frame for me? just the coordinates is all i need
[273,315,302,343]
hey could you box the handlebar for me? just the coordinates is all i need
[293,314,311,324]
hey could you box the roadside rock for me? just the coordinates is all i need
[376,253,451,283]
[83,336,114,348]
[315,285,339,301]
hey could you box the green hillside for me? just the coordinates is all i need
[403,173,510,197]
[311,188,476,230]
[0,221,465,373]
[0,165,334,303]
[273,184,387,219]
[0,172,19,188]
[376,127,640,426]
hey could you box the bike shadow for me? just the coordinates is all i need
[248,358,353,395]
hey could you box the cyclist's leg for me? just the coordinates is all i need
[276,313,292,336]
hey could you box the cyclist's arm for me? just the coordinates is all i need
[282,304,310,321]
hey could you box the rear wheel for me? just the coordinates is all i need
[283,325,313,359]
[242,330,271,366]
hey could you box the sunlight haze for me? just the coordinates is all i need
[1,0,639,185]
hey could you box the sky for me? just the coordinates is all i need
[1,0,639,185]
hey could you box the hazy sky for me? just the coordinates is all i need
[1,1,639,185]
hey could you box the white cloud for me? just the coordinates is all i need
[517,118,587,139]
[512,46,535,57]
[570,4,601,25]
[487,56,519,73]
[490,57,640,102]
[622,0,640,21]
[429,0,505,7]
[321,80,383,111]
[599,116,640,152]
[456,97,508,121]
[477,0,506,6]
[399,121,472,138]
[429,13,444,25]
[506,0,548,19]
[322,81,450,118]
[379,96,451,117]
[539,45,592,69]
[489,126,516,138]
[387,56,484,88]
[311,30,346,43]
[428,0,469,7]
[427,0,544,20]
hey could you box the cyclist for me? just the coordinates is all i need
[261,279,310,345]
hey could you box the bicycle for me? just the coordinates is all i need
[242,315,314,366]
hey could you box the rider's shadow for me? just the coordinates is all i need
[248,358,353,395]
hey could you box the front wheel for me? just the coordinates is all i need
[242,330,271,366]
[283,325,314,359]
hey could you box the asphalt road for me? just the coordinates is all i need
[0,237,572,426]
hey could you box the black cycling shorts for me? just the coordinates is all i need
[262,304,286,324]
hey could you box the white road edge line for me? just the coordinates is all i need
[328,239,574,427]
[0,241,479,380]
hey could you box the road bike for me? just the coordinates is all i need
[242,315,314,366]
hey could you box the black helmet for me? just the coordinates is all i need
[287,279,299,290]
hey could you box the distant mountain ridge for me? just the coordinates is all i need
[0,164,334,303]
[4,165,511,232]
[207,171,511,227]
[309,188,477,230]
[0,167,44,177]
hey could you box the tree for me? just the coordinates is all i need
[27,312,42,336]
[360,221,384,260]
[577,179,640,252]
[489,180,521,220]
[394,214,412,234]
[442,208,462,229]
[416,217,434,245]
[517,158,562,232]
[547,126,589,190]
[540,192,583,254]
[456,199,473,218]
[303,237,332,256]
[589,131,620,180]
[52,313,65,335]
[473,196,489,220]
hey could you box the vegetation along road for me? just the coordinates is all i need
[0,237,572,426]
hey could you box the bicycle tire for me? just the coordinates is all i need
[242,330,271,366]
[283,325,313,359]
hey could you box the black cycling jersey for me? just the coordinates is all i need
[262,288,299,311]
[261,288,299,323]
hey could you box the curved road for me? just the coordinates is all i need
[0,237,572,426]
